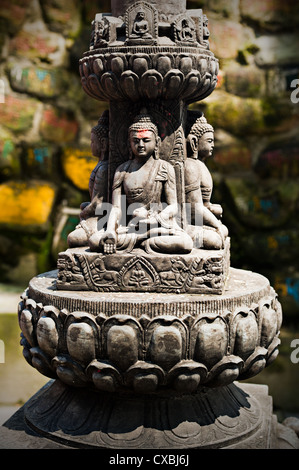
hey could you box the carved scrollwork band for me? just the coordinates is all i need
[19,270,282,394]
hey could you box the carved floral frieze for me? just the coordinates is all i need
[56,245,229,294]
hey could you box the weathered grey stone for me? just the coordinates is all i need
[207,14,255,60]
[40,0,81,37]
[202,89,265,136]
[111,0,187,18]
[282,416,299,437]
[240,0,299,32]
[223,63,266,98]
[254,34,299,68]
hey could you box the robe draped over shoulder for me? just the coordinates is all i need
[112,159,176,210]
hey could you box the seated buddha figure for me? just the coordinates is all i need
[185,115,228,250]
[67,110,109,248]
[89,110,193,255]
[131,10,152,39]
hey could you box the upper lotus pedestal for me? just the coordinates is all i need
[81,1,217,104]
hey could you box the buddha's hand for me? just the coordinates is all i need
[80,201,90,211]
[130,207,157,229]
[209,203,223,218]
[79,202,90,220]
[132,207,148,219]
[101,230,117,254]
[216,226,225,249]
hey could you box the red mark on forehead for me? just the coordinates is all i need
[136,129,152,139]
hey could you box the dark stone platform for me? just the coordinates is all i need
[0,380,298,449]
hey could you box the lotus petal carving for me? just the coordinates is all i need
[80,49,219,104]
[18,282,282,392]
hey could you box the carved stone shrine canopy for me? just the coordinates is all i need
[18,0,282,406]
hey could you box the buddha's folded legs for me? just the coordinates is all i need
[141,233,193,254]
[116,226,193,254]
[68,217,99,247]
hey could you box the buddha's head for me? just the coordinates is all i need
[128,109,160,160]
[136,9,146,21]
[91,110,109,160]
[187,115,214,161]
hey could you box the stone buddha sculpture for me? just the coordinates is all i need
[185,115,228,249]
[67,110,109,248]
[89,109,193,254]
[131,9,152,39]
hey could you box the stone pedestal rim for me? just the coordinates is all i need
[28,267,271,318]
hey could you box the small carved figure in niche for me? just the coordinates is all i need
[95,18,109,47]
[173,15,196,43]
[67,111,109,248]
[128,262,150,287]
[180,18,195,42]
[89,109,193,255]
[131,9,152,39]
[185,115,228,250]
[202,14,210,48]
[126,2,158,45]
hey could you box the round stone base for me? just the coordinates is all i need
[23,379,274,449]
[2,380,299,449]
[18,267,282,392]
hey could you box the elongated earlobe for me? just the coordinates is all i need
[189,135,198,158]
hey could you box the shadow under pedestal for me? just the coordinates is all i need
[0,379,294,449]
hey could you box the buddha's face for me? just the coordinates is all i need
[130,129,157,159]
[197,131,214,160]
[91,132,108,159]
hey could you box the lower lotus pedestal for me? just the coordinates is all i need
[13,379,280,449]
[1,266,296,449]
[18,267,282,392]
[1,379,297,449]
